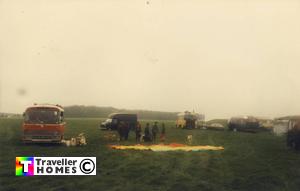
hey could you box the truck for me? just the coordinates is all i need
[100,113,137,130]
[22,104,65,143]
[176,111,204,129]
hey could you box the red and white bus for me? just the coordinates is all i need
[22,104,65,143]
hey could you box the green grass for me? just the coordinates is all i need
[0,118,300,191]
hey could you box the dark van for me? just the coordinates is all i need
[100,113,137,130]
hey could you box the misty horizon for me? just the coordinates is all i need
[0,104,296,120]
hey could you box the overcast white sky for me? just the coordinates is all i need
[1,0,300,119]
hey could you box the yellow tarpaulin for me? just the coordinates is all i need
[109,143,224,152]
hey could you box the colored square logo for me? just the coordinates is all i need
[16,157,34,176]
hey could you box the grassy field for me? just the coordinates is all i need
[0,118,300,191]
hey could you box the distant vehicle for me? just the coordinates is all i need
[100,113,137,130]
[228,116,261,133]
[176,111,204,129]
[257,118,273,130]
[22,104,65,143]
[206,123,225,131]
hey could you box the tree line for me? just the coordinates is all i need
[64,105,178,120]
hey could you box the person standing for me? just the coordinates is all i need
[135,122,142,143]
[124,122,130,141]
[144,123,151,142]
[160,123,166,142]
[117,121,124,141]
[152,121,159,142]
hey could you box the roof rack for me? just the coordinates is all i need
[33,103,63,108]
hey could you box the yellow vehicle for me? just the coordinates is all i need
[176,111,203,129]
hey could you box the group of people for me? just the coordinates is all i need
[117,121,166,142]
[136,121,166,143]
